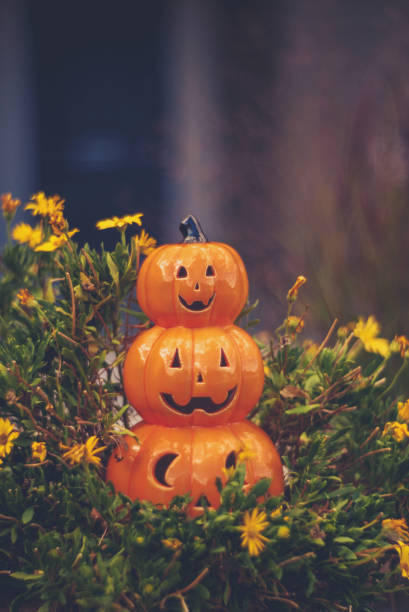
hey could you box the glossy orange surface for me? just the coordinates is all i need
[106,421,284,517]
[123,325,264,426]
[137,242,248,327]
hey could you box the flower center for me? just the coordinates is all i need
[0,433,9,445]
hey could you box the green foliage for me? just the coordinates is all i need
[1,203,409,611]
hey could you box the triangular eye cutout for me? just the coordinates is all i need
[170,349,182,368]
[176,266,188,278]
[220,348,229,367]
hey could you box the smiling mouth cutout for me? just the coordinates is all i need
[178,293,215,312]
[160,386,237,414]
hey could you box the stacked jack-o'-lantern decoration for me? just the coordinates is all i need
[106,216,283,516]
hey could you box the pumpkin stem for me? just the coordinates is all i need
[179,215,208,243]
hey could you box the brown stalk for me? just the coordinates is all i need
[0,513,19,523]
[12,397,58,441]
[121,594,136,610]
[94,309,113,342]
[302,318,338,374]
[81,248,100,287]
[260,594,300,609]
[84,295,111,325]
[14,401,38,427]
[312,367,361,404]
[159,567,209,609]
[332,332,355,367]
[346,447,391,469]
[277,551,315,568]
[24,460,49,468]
[28,523,46,534]
[162,549,182,579]
[360,427,380,450]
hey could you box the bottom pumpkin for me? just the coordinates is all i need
[106,421,283,517]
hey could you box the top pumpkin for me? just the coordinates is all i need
[137,216,249,327]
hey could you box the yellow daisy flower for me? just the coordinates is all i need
[395,541,409,579]
[62,442,84,465]
[83,436,107,467]
[25,192,65,217]
[96,213,143,230]
[49,211,67,235]
[0,418,19,458]
[382,421,409,442]
[237,508,269,556]
[354,316,391,359]
[31,441,47,462]
[1,193,21,219]
[62,436,106,468]
[134,229,157,255]
[398,400,409,422]
[382,518,409,542]
[12,223,43,248]
[35,229,79,252]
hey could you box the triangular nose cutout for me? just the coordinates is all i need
[197,372,204,383]
[194,282,199,290]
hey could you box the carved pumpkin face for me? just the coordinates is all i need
[137,243,248,327]
[106,421,284,517]
[123,325,264,426]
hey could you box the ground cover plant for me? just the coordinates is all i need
[1,192,409,611]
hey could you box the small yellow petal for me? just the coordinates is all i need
[96,213,143,230]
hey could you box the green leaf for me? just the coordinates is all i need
[193,583,210,600]
[247,478,271,498]
[11,525,18,543]
[333,536,355,544]
[286,403,321,415]
[106,253,119,288]
[210,546,226,554]
[11,571,44,581]
[21,507,34,524]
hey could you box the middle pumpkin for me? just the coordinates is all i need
[123,325,264,427]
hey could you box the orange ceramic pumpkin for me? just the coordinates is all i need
[123,324,264,427]
[137,235,248,327]
[106,421,284,517]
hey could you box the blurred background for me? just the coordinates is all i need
[1,0,409,337]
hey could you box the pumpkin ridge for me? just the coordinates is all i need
[225,325,244,418]
[143,326,166,421]
[127,425,157,496]
[189,426,194,509]
[219,242,249,321]
[139,245,167,322]
[190,327,195,421]
[172,244,185,322]
[208,244,224,326]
